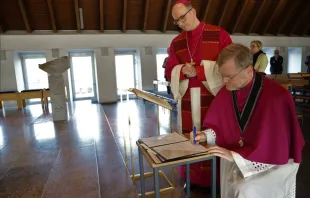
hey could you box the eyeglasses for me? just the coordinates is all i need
[173,8,192,25]
[222,66,251,81]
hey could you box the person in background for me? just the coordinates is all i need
[270,49,283,74]
[250,40,268,74]
[162,48,171,94]
[305,53,310,73]
[191,43,305,198]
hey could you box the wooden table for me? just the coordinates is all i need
[136,141,216,198]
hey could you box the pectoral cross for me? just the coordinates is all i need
[239,139,244,147]
[190,58,195,66]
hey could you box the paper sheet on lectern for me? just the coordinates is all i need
[152,141,208,161]
[139,132,188,148]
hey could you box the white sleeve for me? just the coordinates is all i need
[231,151,275,178]
[203,128,216,146]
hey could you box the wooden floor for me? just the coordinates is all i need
[0,99,309,198]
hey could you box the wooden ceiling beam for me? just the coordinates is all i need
[232,0,248,33]
[18,0,32,33]
[74,0,81,33]
[218,0,231,26]
[248,0,267,34]
[143,0,150,32]
[277,1,300,35]
[122,0,127,33]
[302,26,309,36]
[47,0,57,33]
[263,0,287,35]
[162,0,171,33]
[0,19,4,33]
[203,0,212,22]
[100,0,104,32]
[290,2,310,35]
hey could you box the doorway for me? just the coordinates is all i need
[69,52,97,101]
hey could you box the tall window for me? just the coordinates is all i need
[69,52,96,100]
[115,51,137,95]
[21,54,48,90]
[156,49,168,91]
[288,47,302,73]
[262,47,276,75]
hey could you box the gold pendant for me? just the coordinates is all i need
[239,139,244,147]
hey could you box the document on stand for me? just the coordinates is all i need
[138,132,188,147]
[138,132,209,163]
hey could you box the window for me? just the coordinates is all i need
[288,48,302,73]
[262,47,276,75]
[115,52,137,95]
[21,54,48,90]
[156,49,168,91]
[69,52,96,100]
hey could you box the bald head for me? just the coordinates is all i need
[172,3,192,19]
[172,3,199,31]
[274,49,279,55]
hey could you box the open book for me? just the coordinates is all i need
[138,132,209,163]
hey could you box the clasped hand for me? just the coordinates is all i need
[189,130,234,162]
[182,63,196,78]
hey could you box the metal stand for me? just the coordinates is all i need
[122,88,175,197]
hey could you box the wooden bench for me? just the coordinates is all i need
[267,73,310,79]
[20,89,44,108]
[153,80,170,91]
[297,114,304,125]
[281,84,304,125]
[42,89,50,109]
[0,89,51,111]
[267,73,310,88]
[0,90,22,109]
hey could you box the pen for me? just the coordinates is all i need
[193,126,196,144]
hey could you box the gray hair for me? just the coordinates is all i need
[217,43,253,69]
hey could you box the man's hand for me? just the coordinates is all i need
[206,146,234,162]
[182,63,196,77]
[190,131,207,145]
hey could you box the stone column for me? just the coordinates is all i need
[39,56,70,121]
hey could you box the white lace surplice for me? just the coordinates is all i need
[203,129,298,198]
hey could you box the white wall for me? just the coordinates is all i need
[139,47,157,91]
[0,51,17,91]
[13,52,24,91]
[1,33,310,104]
[0,51,18,107]
[94,48,117,103]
